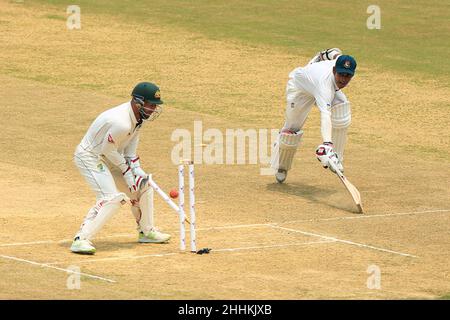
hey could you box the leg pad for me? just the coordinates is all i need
[270,130,303,171]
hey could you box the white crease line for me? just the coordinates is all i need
[57,233,134,244]
[0,225,272,248]
[48,252,179,265]
[0,233,143,247]
[0,254,116,283]
[48,241,333,265]
[270,225,418,258]
[278,209,450,224]
[0,240,56,247]
[197,223,272,231]
[1,209,448,248]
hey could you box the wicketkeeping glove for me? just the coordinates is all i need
[122,166,140,194]
[127,156,148,179]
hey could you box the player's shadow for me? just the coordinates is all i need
[94,240,170,252]
[266,181,354,212]
[58,239,167,252]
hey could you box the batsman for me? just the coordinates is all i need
[271,48,357,183]
[71,82,171,254]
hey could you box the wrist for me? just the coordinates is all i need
[122,166,132,175]
[126,156,141,169]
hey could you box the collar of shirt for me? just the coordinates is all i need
[331,73,340,92]
[128,102,142,129]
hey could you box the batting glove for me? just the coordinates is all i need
[316,142,344,173]
[316,142,335,167]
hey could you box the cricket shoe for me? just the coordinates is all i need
[275,169,287,184]
[139,228,171,244]
[70,238,96,255]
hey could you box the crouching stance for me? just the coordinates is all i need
[271,48,356,183]
[71,82,171,254]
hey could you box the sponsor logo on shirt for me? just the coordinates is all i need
[107,134,115,144]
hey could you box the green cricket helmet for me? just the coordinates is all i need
[131,82,163,121]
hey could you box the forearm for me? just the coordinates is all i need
[101,140,128,173]
[320,112,332,143]
[124,133,139,159]
[308,48,343,65]
[307,52,321,65]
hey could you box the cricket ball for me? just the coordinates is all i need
[169,189,179,199]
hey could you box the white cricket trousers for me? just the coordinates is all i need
[73,146,152,239]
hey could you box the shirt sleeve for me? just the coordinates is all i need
[100,124,129,173]
[315,95,333,143]
[124,132,140,159]
[307,52,321,65]
[320,112,332,143]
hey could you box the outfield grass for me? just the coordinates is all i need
[31,0,450,82]
[440,293,450,300]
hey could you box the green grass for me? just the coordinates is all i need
[43,14,66,21]
[30,0,450,82]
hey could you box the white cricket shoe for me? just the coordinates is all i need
[275,169,287,184]
[138,228,171,243]
[70,238,96,255]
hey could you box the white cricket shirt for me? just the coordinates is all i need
[287,60,340,142]
[77,102,141,173]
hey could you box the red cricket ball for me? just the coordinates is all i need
[169,189,179,199]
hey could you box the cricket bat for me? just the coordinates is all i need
[328,160,364,213]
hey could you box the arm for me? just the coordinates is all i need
[315,97,342,170]
[123,132,148,178]
[100,125,140,193]
[100,125,129,173]
[315,96,333,143]
[307,52,322,65]
[320,112,332,143]
[124,132,140,159]
[307,48,342,65]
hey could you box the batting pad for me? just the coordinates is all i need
[78,193,128,240]
[331,102,351,161]
[270,130,303,171]
[136,182,155,235]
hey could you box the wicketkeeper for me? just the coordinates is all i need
[71,82,171,254]
[270,48,357,183]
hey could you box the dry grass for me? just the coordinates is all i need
[1,1,450,299]
[1,1,449,159]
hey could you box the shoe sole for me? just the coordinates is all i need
[275,170,287,184]
[71,250,96,255]
[71,247,96,255]
[138,238,171,244]
[276,177,286,183]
